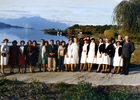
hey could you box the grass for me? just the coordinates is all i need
[54,82,140,100]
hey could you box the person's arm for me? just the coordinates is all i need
[130,42,135,54]
[86,44,89,55]
[58,46,60,59]
[95,43,98,56]
[1,45,4,53]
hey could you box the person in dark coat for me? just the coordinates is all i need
[121,36,135,75]
[24,40,34,73]
[56,40,60,68]
[47,40,57,72]
[9,40,19,74]
[32,40,39,72]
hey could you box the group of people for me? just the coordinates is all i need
[0,35,135,75]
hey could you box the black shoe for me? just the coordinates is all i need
[102,71,105,73]
[96,70,100,73]
[24,71,26,73]
[120,72,124,75]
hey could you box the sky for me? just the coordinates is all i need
[0,0,123,26]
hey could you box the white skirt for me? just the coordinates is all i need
[80,52,87,63]
[97,53,104,64]
[87,53,97,63]
[103,55,111,65]
[113,57,123,67]
[1,55,9,65]
[64,55,71,64]
[71,54,79,64]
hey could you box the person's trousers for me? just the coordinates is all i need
[59,56,64,70]
[48,57,56,71]
[122,57,130,75]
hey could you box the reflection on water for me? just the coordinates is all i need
[0,28,69,45]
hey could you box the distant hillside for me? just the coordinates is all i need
[0,22,24,29]
[0,16,69,30]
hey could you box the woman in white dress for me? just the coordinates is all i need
[96,38,105,72]
[80,39,89,71]
[87,37,98,72]
[64,39,73,71]
[112,41,123,74]
[102,38,112,73]
[71,38,79,71]
[1,39,9,74]
[38,39,44,72]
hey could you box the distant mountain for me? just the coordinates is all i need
[0,22,24,29]
[0,16,69,30]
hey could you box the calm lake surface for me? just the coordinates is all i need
[0,28,69,45]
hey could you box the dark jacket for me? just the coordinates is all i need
[122,41,135,58]
[99,43,105,54]
[105,44,114,57]
[47,44,57,58]
[64,44,68,55]
[87,43,98,55]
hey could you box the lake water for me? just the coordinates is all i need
[0,28,69,45]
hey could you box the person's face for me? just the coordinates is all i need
[111,40,115,44]
[57,41,60,46]
[41,40,44,45]
[45,42,48,46]
[28,41,31,46]
[74,39,78,43]
[69,40,72,44]
[62,42,65,46]
[106,39,109,43]
[33,42,36,46]
[125,36,129,42]
[4,40,8,44]
[50,41,54,45]
[118,36,122,40]
[99,39,103,43]
[87,37,90,40]
[91,40,94,43]
[117,42,120,46]
[13,42,17,46]
[21,42,24,46]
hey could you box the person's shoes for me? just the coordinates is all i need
[96,70,100,73]
[102,71,105,73]
[24,71,26,73]
[120,72,124,75]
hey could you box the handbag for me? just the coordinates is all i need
[1,53,6,57]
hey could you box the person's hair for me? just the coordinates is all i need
[20,40,25,44]
[12,40,18,45]
[45,41,49,45]
[41,39,45,45]
[61,41,65,45]
[27,40,32,45]
[56,40,60,43]
[125,35,129,38]
[33,40,37,45]
[87,36,90,38]
[69,38,73,42]
[3,38,9,43]
[118,35,122,37]
[99,37,103,41]
[116,40,121,44]
[111,38,115,43]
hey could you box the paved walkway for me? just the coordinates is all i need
[0,68,140,86]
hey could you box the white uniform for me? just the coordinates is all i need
[97,43,104,64]
[38,44,44,63]
[1,43,9,65]
[113,46,123,67]
[64,44,72,64]
[111,43,116,65]
[87,42,97,63]
[71,43,79,64]
[80,44,88,63]
[103,43,111,65]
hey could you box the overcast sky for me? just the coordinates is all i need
[0,0,123,26]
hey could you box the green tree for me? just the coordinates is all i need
[113,0,140,34]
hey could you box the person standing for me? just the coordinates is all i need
[38,39,44,72]
[71,38,79,71]
[112,41,123,74]
[118,35,124,46]
[18,40,26,73]
[1,39,9,74]
[96,38,105,72]
[42,41,49,72]
[64,39,73,71]
[9,40,19,74]
[56,40,60,68]
[32,40,39,72]
[58,41,66,72]
[86,37,98,72]
[80,38,89,71]
[24,40,34,73]
[121,36,135,75]
[47,40,57,72]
